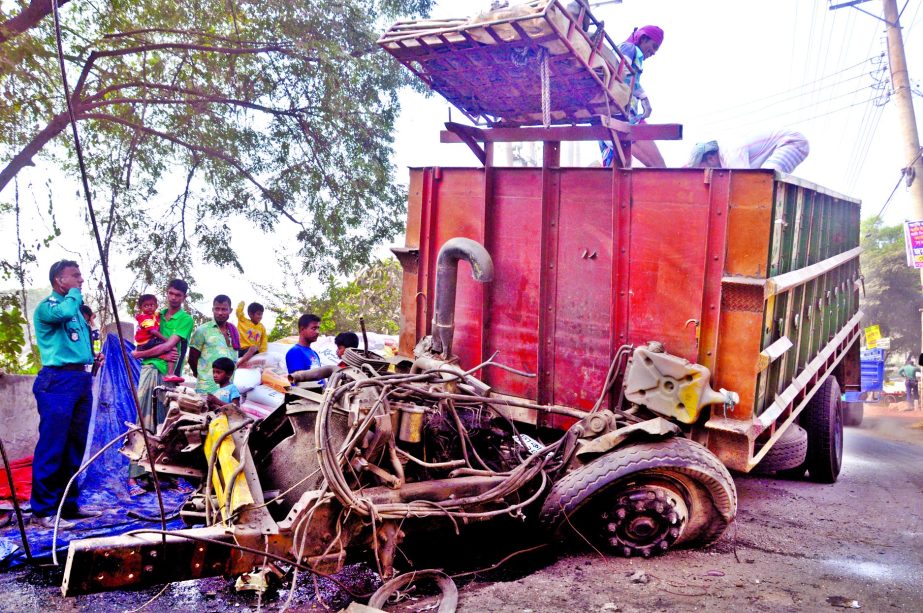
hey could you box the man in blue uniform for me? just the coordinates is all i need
[30,260,103,529]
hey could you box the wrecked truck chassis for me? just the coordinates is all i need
[62,351,740,596]
[62,241,738,596]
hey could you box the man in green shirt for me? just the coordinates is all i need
[129,279,194,488]
[899,358,920,410]
[31,260,104,528]
[189,294,240,394]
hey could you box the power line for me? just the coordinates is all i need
[697,68,875,130]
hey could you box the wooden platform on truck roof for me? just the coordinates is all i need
[378,0,636,127]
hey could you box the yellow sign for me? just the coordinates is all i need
[865,325,881,348]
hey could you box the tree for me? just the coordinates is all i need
[0,0,433,295]
[860,218,923,357]
[267,257,402,340]
[0,293,40,374]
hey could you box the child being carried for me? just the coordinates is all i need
[135,293,184,383]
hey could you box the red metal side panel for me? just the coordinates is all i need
[483,169,544,400]
[427,170,487,369]
[398,169,427,357]
[625,171,713,362]
[552,170,615,409]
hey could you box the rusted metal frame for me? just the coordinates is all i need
[613,169,631,349]
[536,142,561,414]
[544,0,635,89]
[814,265,832,370]
[415,32,483,127]
[778,284,801,403]
[62,525,238,595]
[753,298,772,416]
[479,144,496,378]
[757,336,794,373]
[790,186,808,270]
[780,183,798,272]
[722,247,864,298]
[707,311,862,471]
[538,6,632,117]
[783,187,811,386]
[756,310,864,429]
[440,122,681,144]
[445,122,487,165]
[767,183,786,277]
[749,327,862,471]
[417,169,438,341]
[765,292,788,405]
[788,282,808,381]
[697,171,731,372]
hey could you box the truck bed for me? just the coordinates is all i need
[396,166,862,471]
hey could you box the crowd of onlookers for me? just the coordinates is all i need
[28,260,367,526]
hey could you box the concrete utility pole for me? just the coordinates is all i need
[881,0,923,234]
[834,0,923,353]
[881,0,923,356]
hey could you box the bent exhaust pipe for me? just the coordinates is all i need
[431,237,494,358]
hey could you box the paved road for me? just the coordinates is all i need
[2,413,922,612]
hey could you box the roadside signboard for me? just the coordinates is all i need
[865,325,881,348]
[903,220,923,268]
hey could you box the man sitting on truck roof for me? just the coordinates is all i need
[687,129,809,174]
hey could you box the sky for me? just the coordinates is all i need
[2,0,923,331]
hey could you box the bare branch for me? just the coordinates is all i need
[103,28,278,47]
[0,0,71,45]
[81,112,306,229]
[81,94,303,118]
[0,111,72,195]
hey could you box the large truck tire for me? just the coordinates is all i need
[539,437,736,558]
[753,423,808,475]
[803,376,844,483]
[842,401,864,427]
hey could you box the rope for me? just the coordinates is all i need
[540,51,551,128]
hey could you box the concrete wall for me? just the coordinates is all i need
[0,374,38,460]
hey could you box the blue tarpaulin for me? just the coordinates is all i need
[1,334,189,567]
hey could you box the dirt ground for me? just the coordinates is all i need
[2,405,922,612]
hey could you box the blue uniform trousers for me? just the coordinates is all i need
[30,367,93,517]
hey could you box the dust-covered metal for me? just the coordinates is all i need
[63,329,738,596]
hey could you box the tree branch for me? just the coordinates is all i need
[81,94,302,117]
[81,112,306,229]
[0,110,72,195]
[103,28,277,47]
[0,0,71,45]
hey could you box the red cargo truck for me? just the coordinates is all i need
[60,3,862,594]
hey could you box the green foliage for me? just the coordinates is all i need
[268,258,402,341]
[860,218,923,357]
[0,294,40,373]
[1,0,433,293]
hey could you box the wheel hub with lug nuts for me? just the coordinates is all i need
[599,483,689,557]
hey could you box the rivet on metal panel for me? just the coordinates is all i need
[621,248,626,254]
[706,351,713,356]
[549,263,555,269]
[713,256,719,261]
[581,249,589,259]
[710,305,715,310]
